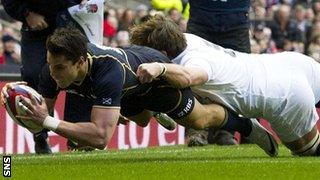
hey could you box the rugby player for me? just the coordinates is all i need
[130,15,320,156]
[1,28,277,156]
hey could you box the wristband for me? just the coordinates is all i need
[156,63,167,77]
[43,116,61,131]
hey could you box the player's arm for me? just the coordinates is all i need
[53,106,119,149]
[38,93,117,149]
[137,62,208,88]
[35,58,122,149]
[1,0,29,22]
[19,93,118,149]
[2,0,48,30]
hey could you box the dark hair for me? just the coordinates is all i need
[130,15,187,59]
[46,28,88,64]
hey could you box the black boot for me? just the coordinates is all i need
[33,130,52,154]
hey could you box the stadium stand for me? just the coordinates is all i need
[1,0,319,61]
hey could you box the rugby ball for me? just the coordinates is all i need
[4,84,43,133]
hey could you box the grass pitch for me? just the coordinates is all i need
[6,145,320,179]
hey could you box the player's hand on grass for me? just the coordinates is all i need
[0,81,27,106]
[137,63,165,83]
[17,92,48,126]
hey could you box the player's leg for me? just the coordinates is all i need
[284,126,320,156]
[172,88,278,156]
[136,83,267,140]
[145,86,277,156]
[268,77,319,156]
[179,100,278,156]
[284,104,320,156]
[21,35,51,154]
[120,95,175,129]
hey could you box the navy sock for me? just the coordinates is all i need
[33,130,48,140]
[220,111,252,137]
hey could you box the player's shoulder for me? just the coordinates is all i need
[89,56,124,85]
[87,43,126,61]
[122,44,170,62]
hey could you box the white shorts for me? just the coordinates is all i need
[264,54,320,142]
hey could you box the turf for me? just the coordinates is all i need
[5,145,320,179]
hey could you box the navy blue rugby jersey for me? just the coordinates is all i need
[188,0,250,31]
[189,0,250,13]
[38,43,171,107]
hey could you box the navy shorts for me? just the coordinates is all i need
[121,81,195,119]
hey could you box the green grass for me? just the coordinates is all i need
[4,145,320,179]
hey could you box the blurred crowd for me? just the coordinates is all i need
[250,0,320,60]
[0,14,21,67]
[2,0,320,70]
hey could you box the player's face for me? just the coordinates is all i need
[47,52,80,88]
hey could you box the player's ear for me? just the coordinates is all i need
[77,56,86,66]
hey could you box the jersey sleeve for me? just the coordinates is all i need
[92,60,124,108]
[180,53,215,82]
[38,64,60,99]
[1,0,29,23]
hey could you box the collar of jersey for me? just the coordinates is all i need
[87,53,93,76]
[72,53,93,86]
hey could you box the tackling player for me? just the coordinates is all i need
[130,15,320,156]
[1,28,277,156]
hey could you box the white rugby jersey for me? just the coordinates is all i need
[68,0,104,45]
[172,33,320,119]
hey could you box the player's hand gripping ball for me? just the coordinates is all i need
[4,84,43,133]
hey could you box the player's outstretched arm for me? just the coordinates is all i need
[55,107,119,149]
[137,63,208,88]
[162,64,208,88]
[18,93,119,150]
